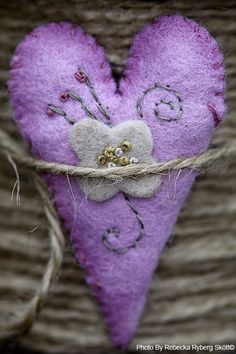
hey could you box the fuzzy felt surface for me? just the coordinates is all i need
[70,118,160,201]
[9,16,226,348]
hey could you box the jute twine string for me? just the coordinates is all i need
[0,173,65,341]
[1,129,236,180]
[0,129,65,341]
[0,126,235,341]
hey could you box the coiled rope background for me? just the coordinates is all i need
[0,1,236,353]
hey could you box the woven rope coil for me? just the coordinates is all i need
[0,0,236,351]
[0,126,235,341]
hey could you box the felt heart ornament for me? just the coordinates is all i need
[9,15,226,347]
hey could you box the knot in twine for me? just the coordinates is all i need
[0,126,236,341]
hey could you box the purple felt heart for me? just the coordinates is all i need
[9,15,226,348]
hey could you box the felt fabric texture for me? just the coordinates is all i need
[8,15,226,348]
[70,118,160,201]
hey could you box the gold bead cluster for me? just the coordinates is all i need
[97,140,138,168]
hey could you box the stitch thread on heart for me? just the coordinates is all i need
[8,15,226,347]
[50,69,149,253]
[48,69,112,125]
[102,194,145,254]
[47,68,159,252]
[137,83,183,121]
[0,128,235,341]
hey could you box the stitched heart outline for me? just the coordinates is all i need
[9,15,225,347]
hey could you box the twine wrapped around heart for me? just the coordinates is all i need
[1,129,236,180]
[0,126,235,340]
[7,14,228,346]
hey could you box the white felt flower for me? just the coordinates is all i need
[70,119,160,202]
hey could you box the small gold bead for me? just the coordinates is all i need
[104,146,116,158]
[120,140,132,152]
[108,156,119,164]
[97,154,107,166]
[119,156,130,166]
